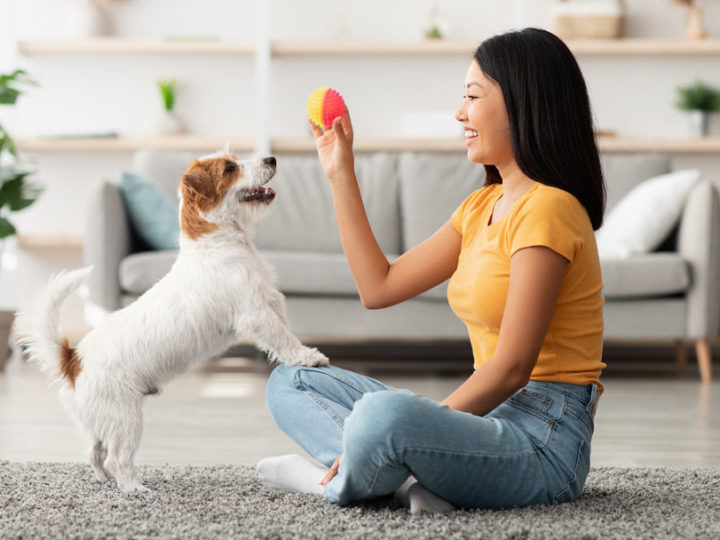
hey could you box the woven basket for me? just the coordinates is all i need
[552,1,624,39]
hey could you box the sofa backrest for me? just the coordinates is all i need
[253,153,402,254]
[129,150,402,255]
[600,153,670,213]
[398,152,486,251]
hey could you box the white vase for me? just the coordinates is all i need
[688,110,709,138]
[71,0,112,38]
[155,110,186,135]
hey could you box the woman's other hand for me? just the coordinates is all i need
[309,111,355,185]
[319,453,342,486]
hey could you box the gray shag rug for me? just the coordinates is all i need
[1,461,718,539]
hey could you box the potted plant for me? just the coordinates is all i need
[675,79,720,137]
[155,79,186,135]
[0,69,42,369]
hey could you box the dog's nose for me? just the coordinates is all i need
[263,156,276,167]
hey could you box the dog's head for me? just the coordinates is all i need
[178,152,276,240]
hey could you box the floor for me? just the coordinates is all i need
[1,349,718,469]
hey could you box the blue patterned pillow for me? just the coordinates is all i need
[119,171,180,250]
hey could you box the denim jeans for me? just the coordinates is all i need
[265,364,599,509]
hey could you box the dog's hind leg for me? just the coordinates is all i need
[103,399,148,493]
[89,439,110,482]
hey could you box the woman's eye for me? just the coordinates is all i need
[463,95,477,100]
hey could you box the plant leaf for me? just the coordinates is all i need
[0,175,43,211]
[0,216,17,239]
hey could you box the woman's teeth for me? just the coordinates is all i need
[465,129,478,138]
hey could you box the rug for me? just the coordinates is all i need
[1,461,718,539]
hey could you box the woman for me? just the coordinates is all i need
[256,27,606,512]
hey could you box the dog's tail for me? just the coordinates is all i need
[15,266,93,385]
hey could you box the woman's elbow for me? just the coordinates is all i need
[360,295,386,310]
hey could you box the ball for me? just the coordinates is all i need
[306,87,346,130]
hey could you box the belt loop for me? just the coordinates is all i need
[586,383,599,417]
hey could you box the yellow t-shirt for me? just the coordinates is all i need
[448,182,605,392]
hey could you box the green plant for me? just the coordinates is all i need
[675,80,720,112]
[0,69,42,240]
[157,79,177,112]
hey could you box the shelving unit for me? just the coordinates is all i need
[17,38,255,55]
[17,38,720,57]
[15,135,255,153]
[16,235,83,249]
[16,135,720,154]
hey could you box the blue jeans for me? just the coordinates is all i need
[265,364,599,509]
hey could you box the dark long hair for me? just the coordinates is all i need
[474,28,606,230]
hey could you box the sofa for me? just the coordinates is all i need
[84,150,719,380]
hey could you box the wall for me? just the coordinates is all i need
[1,0,719,334]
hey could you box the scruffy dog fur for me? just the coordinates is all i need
[16,151,329,492]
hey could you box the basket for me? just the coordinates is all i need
[552,0,625,39]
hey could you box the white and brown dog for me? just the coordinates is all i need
[15,151,329,492]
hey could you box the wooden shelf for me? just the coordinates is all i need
[16,235,83,249]
[272,136,720,154]
[18,38,720,57]
[17,38,255,55]
[273,38,720,57]
[15,135,720,154]
[15,135,255,153]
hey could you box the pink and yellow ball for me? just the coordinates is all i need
[306,87,346,130]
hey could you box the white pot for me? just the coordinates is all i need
[155,110,186,135]
[688,110,709,138]
[70,0,112,38]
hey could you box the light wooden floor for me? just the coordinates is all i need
[1,352,718,468]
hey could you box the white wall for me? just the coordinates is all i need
[1,0,720,333]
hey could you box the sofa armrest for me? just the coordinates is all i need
[83,181,132,317]
[677,180,720,339]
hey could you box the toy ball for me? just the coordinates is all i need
[306,87,346,130]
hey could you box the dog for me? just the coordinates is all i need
[15,151,330,492]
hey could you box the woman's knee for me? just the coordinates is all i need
[344,389,418,449]
[265,365,328,417]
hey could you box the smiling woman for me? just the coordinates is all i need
[258,27,607,514]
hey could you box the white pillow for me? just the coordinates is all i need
[595,169,700,259]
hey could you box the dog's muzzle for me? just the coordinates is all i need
[239,186,276,203]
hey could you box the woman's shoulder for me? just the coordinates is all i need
[521,183,587,219]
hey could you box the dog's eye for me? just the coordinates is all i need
[224,162,237,174]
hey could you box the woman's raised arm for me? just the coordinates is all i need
[311,112,461,309]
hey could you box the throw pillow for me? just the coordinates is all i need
[595,169,700,259]
[119,171,180,250]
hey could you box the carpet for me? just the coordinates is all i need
[1,461,718,539]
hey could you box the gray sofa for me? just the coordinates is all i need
[84,150,719,380]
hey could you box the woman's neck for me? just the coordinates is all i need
[495,160,536,201]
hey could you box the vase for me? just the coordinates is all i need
[688,110,709,138]
[685,6,707,41]
[71,0,112,38]
[155,110,186,135]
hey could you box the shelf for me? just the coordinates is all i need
[15,135,255,153]
[18,38,720,57]
[272,136,720,154]
[16,235,83,249]
[273,38,720,57]
[17,38,255,55]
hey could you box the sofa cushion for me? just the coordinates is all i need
[601,253,690,299]
[254,153,401,254]
[398,152,485,250]
[596,169,700,259]
[131,149,198,201]
[120,172,180,250]
[119,251,178,294]
[600,153,670,212]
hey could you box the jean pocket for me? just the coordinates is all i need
[507,388,560,448]
[552,440,591,504]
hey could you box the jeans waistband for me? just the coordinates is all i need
[524,380,599,417]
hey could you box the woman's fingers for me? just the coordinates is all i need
[309,119,323,139]
[319,454,342,486]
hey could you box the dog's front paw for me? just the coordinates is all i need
[285,347,329,367]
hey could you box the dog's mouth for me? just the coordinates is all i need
[239,186,276,204]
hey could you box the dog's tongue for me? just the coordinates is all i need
[267,187,276,196]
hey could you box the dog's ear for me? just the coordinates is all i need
[181,164,217,208]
